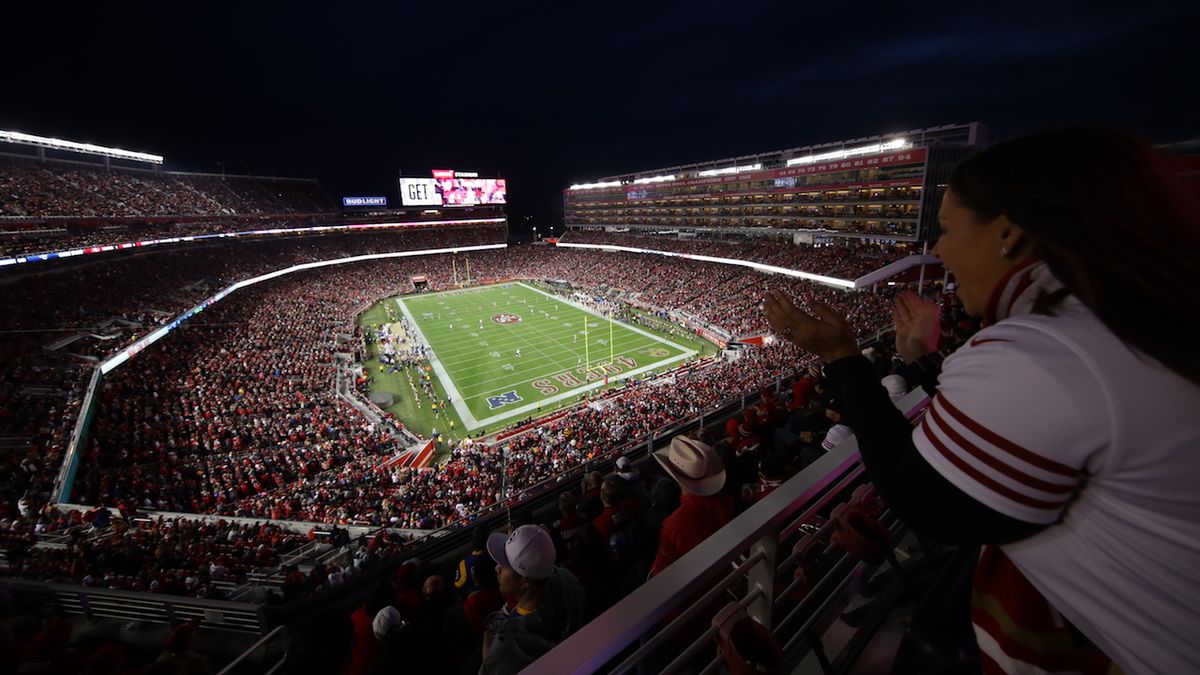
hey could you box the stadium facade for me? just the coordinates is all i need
[563,122,984,243]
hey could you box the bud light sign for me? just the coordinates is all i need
[342,196,388,207]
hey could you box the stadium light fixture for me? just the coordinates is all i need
[786,138,909,166]
[695,164,762,178]
[569,180,624,191]
[0,129,164,164]
[632,174,676,184]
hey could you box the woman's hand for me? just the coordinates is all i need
[893,292,941,363]
[763,290,860,363]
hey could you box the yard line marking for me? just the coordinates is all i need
[515,281,693,353]
[398,282,698,430]
[395,296,480,429]
[461,340,666,402]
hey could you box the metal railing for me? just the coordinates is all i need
[3,578,267,634]
[534,387,930,674]
[216,625,287,675]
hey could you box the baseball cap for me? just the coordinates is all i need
[373,606,406,640]
[822,424,854,452]
[616,456,639,481]
[487,525,556,580]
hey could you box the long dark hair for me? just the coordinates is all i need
[949,127,1200,386]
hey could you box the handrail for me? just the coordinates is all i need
[534,386,929,673]
[1,577,264,611]
[611,551,767,674]
[216,625,286,675]
[661,587,765,675]
[537,436,865,673]
[52,368,102,502]
[853,254,941,289]
[51,504,429,538]
[277,540,325,568]
[3,577,265,635]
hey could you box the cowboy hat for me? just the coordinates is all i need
[653,436,726,496]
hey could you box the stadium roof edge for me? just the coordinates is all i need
[0,129,163,164]
[576,121,983,185]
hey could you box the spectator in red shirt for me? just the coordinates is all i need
[649,436,735,577]
[348,583,394,675]
[591,477,635,547]
[550,492,586,567]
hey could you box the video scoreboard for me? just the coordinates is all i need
[401,169,506,207]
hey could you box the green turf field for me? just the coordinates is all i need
[393,282,697,431]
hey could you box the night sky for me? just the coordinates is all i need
[3,1,1198,234]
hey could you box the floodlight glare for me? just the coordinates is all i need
[787,138,908,166]
[0,130,164,164]
[632,174,676,184]
[569,180,623,190]
[695,163,761,178]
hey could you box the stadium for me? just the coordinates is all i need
[2,6,1199,674]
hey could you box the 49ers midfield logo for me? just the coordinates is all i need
[491,313,522,324]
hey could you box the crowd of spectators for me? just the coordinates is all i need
[7,513,309,596]
[506,243,901,338]
[78,263,425,516]
[565,185,925,236]
[228,340,802,529]
[560,229,908,279]
[0,156,347,258]
[0,341,917,671]
[566,215,918,237]
[1,212,505,260]
[0,216,335,258]
[0,236,912,597]
[0,158,333,220]
[297,343,919,674]
[67,245,898,528]
[0,227,505,539]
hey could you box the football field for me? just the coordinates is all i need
[396,282,697,430]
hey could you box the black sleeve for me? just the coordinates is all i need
[822,355,1046,546]
[896,349,949,397]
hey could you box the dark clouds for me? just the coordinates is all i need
[2,0,1197,227]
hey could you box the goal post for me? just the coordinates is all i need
[609,305,614,365]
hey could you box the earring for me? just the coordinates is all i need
[999,246,1009,258]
